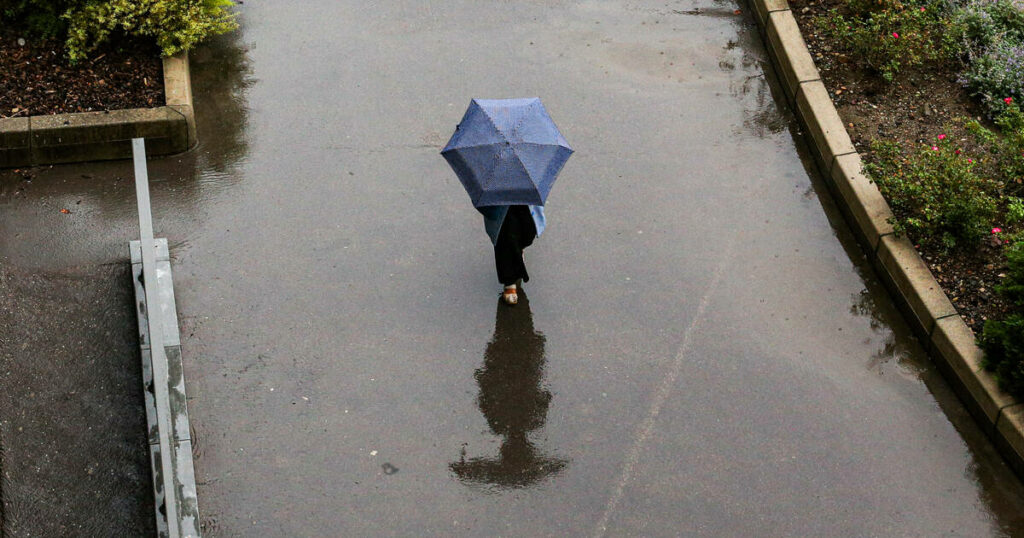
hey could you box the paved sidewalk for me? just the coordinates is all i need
[2,0,1024,535]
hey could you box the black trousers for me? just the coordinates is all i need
[494,205,536,286]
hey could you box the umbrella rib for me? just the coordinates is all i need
[446,142,503,151]
[478,104,511,145]
[473,106,513,205]
[512,142,571,186]
[446,99,571,206]
[476,152,506,205]
[509,100,540,141]
[513,141,573,150]
[511,148,537,188]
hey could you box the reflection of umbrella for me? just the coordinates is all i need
[450,292,568,490]
[451,433,568,489]
[441,98,573,208]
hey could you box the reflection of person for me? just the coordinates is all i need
[478,204,546,305]
[450,291,567,489]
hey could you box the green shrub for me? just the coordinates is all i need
[951,0,1024,112]
[815,0,961,81]
[953,0,1024,50]
[959,38,1024,111]
[966,102,1024,194]
[815,0,1024,96]
[866,138,1000,249]
[65,0,237,61]
[1,0,237,61]
[845,0,905,17]
[981,243,1024,400]
[0,0,77,37]
[1009,197,1024,223]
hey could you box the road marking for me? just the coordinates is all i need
[593,237,735,538]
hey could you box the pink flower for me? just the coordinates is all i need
[993,228,1003,234]
[967,158,974,163]
[938,134,946,140]
[931,145,939,151]
[892,32,900,38]
[1006,97,1014,104]
[920,6,926,10]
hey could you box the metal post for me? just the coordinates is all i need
[133,138,181,537]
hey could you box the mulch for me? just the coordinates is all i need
[0,30,164,119]
[789,0,1012,335]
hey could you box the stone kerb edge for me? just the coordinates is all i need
[753,0,790,29]
[830,152,895,251]
[999,404,1024,477]
[0,117,30,168]
[765,10,821,103]
[746,0,1024,473]
[931,315,1017,428]
[162,52,197,150]
[0,51,195,168]
[876,234,957,339]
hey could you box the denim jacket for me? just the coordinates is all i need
[477,205,546,246]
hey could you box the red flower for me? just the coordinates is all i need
[993,227,1003,234]
[1006,97,1014,104]
[892,32,900,38]
[937,134,946,140]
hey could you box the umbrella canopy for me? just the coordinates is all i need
[441,98,573,207]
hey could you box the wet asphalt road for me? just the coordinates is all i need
[3,0,1024,535]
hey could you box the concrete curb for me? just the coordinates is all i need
[0,52,196,169]
[747,0,1024,477]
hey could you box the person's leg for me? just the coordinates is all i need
[494,206,536,304]
[494,238,523,286]
[510,206,536,289]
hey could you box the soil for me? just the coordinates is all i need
[789,0,1013,334]
[0,30,164,119]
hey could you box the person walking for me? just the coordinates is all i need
[441,98,572,304]
[479,204,546,305]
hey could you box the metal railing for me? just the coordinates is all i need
[131,138,200,537]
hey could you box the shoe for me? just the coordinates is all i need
[502,286,518,305]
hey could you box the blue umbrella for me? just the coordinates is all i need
[442,98,573,207]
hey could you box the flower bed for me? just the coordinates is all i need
[0,1,237,166]
[0,30,164,118]
[790,0,1024,399]
[1,1,236,118]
